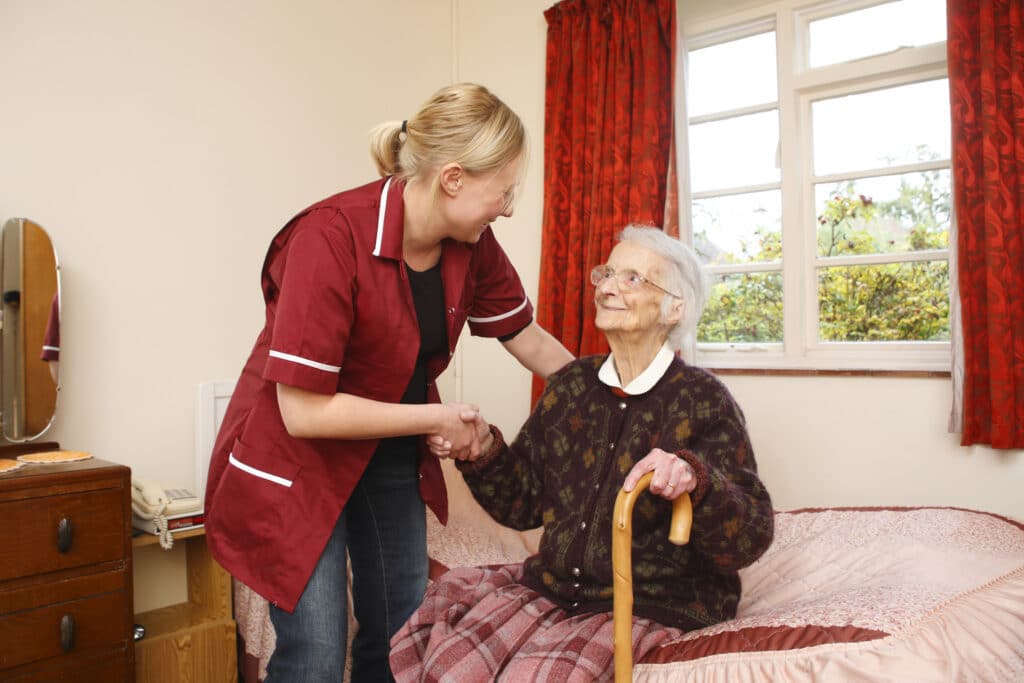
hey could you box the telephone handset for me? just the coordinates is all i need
[131,478,201,549]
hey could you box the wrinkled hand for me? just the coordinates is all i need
[622,448,695,501]
[428,404,488,461]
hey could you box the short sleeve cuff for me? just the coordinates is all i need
[264,350,340,394]
[467,298,535,338]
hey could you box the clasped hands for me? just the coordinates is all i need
[428,406,695,500]
[427,404,492,461]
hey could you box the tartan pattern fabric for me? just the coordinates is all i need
[455,355,774,630]
[389,563,683,682]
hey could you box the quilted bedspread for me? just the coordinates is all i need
[427,506,1024,682]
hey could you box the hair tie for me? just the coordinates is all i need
[401,119,408,134]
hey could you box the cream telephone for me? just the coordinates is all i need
[131,478,201,549]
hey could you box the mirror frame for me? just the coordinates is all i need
[0,217,60,444]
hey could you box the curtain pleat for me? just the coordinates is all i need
[948,0,1024,448]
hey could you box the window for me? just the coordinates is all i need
[683,0,950,371]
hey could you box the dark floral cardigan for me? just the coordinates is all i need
[457,354,774,631]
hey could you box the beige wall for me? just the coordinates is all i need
[1,0,453,478]
[1,0,1021,610]
[0,0,454,610]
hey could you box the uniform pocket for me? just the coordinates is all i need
[228,437,300,487]
[210,438,303,543]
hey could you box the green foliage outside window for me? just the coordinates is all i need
[699,259,784,344]
[697,168,951,344]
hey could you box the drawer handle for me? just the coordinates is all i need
[57,517,74,553]
[60,614,76,652]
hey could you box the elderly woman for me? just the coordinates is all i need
[390,225,774,681]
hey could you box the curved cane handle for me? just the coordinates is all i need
[612,471,692,683]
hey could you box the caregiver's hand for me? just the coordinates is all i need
[428,407,490,461]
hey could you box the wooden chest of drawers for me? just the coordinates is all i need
[0,458,134,681]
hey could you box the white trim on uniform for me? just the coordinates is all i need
[372,176,393,257]
[268,349,341,373]
[467,296,530,324]
[42,345,59,352]
[228,453,294,487]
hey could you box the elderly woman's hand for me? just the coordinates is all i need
[623,448,695,501]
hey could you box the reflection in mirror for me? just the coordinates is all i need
[1,218,60,442]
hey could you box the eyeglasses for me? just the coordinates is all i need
[590,265,682,299]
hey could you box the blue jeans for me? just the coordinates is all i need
[267,446,428,682]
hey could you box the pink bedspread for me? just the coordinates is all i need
[428,506,1024,682]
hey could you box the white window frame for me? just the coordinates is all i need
[681,0,951,372]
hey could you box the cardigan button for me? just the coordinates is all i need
[571,567,581,577]
[619,402,627,409]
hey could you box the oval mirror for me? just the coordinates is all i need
[1,218,60,442]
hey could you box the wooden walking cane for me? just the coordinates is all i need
[612,471,693,682]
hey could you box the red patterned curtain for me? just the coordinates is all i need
[948,0,1024,448]
[535,0,677,401]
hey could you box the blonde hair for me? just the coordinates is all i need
[368,83,527,188]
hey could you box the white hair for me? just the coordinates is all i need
[617,225,708,353]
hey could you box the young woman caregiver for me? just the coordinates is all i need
[204,82,574,681]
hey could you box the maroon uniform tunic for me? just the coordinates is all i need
[205,176,534,611]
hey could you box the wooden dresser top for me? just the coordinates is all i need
[0,458,130,493]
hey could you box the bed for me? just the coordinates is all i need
[197,385,1024,682]
[425,462,1024,682]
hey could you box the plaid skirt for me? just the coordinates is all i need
[389,563,683,682]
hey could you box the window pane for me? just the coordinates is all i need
[698,272,783,343]
[815,170,951,257]
[693,190,781,266]
[690,111,780,193]
[813,79,950,176]
[817,261,950,341]
[688,31,777,117]
[809,0,946,68]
